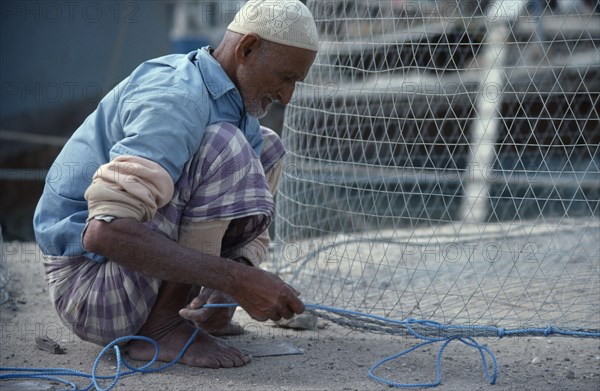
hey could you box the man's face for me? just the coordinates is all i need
[236,42,316,118]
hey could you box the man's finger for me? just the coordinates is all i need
[280,307,294,320]
[252,313,270,322]
[189,287,215,309]
[179,307,211,323]
[289,297,305,314]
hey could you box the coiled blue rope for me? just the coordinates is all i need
[0,329,200,391]
[305,303,499,387]
[1,302,599,390]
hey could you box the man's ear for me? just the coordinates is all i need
[235,33,262,64]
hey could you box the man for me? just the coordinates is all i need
[33,0,318,368]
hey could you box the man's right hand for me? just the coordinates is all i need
[84,218,304,322]
[230,264,305,322]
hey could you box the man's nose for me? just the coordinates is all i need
[278,84,295,105]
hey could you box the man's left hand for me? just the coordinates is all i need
[179,288,244,336]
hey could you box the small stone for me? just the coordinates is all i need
[35,337,66,355]
[565,370,575,379]
[275,313,318,330]
[531,357,541,364]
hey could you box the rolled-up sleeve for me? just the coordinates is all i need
[85,155,175,222]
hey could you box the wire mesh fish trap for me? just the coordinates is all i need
[274,0,600,338]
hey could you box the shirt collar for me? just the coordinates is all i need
[195,46,239,100]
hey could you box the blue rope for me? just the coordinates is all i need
[367,337,498,388]
[1,303,599,390]
[304,303,600,387]
[0,329,200,391]
[305,304,499,387]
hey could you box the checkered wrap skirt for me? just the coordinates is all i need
[42,123,285,345]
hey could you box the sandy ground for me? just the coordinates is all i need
[1,242,599,391]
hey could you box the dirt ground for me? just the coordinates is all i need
[1,242,599,391]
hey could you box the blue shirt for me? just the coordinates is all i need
[33,47,263,258]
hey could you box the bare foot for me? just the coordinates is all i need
[205,321,245,337]
[127,319,251,368]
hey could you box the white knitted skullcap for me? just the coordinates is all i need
[228,0,319,52]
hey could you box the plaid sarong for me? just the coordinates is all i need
[43,123,285,345]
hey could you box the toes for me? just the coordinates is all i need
[226,347,251,367]
[228,352,248,367]
[237,352,252,366]
[194,356,221,369]
[134,325,251,369]
[216,356,235,368]
[186,332,251,369]
[216,341,249,368]
[193,347,249,368]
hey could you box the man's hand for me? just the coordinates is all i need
[230,265,305,322]
[84,218,304,323]
[179,288,244,335]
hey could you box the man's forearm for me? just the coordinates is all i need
[83,217,305,322]
[82,218,243,294]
